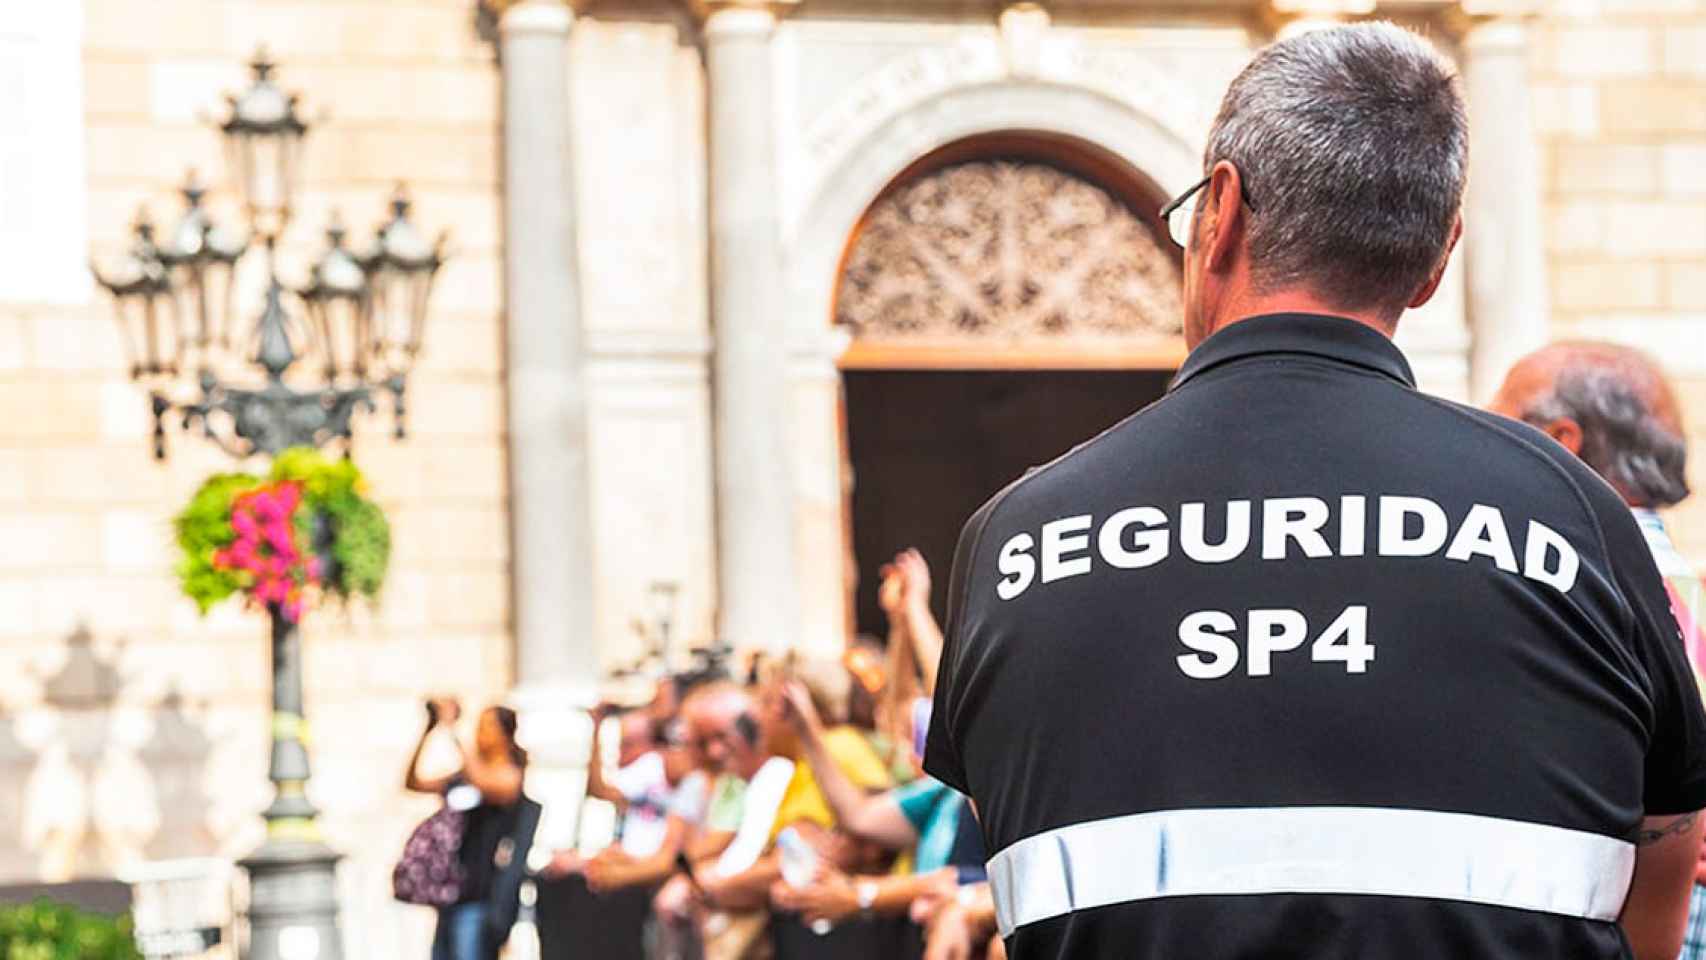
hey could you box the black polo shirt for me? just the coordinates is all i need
[925,313,1706,959]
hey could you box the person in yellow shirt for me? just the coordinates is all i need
[658,657,893,959]
[765,656,895,844]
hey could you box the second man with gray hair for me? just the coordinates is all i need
[925,23,1706,960]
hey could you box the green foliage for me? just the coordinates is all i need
[0,900,141,960]
[172,472,263,613]
[327,495,390,600]
[172,447,392,619]
[269,447,361,501]
[270,448,390,602]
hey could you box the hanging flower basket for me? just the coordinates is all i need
[174,448,391,623]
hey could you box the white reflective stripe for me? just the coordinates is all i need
[987,806,1635,938]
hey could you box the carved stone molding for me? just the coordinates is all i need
[999,3,1051,77]
[836,159,1182,346]
[688,0,801,28]
[1250,0,1539,39]
[797,40,1008,182]
[793,37,1209,219]
[483,0,577,35]
[1459,0,1542,17]
[1257,0,1371,37]
[483,0,577,17]
[1442,0,1543,43]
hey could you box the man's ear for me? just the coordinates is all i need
[1542,417,1585,456]
[1203,159,1248,274]
[1408,217,1464,310]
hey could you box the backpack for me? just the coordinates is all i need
[392,806,467,907]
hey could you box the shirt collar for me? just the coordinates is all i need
[1169,313,1417,393]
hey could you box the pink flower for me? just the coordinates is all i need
[221,481,323,618]
[265,526,293,553]
[252,492,279,522]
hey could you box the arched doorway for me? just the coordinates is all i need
[835,134,1184,635]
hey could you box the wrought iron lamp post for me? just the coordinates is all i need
[91,52,444,960]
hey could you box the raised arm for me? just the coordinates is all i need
[896,549,945,694]
[1620,810,1706,960]
[878,559,921,751]
[782,682,917,850]
[404,698,457,795]
[583,704,627,809]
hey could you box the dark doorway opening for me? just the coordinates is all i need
[843,369,1173,638]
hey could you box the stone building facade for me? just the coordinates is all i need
[0,0,1703,953]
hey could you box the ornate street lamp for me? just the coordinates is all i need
[90,51,444,960]
[360,188,446,439]
[297,214,372,384]
[93,212,180,383]
[158,172,248,370]
[220,49,306,239]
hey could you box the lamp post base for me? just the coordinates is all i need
[239,840,344,960]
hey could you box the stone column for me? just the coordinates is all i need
[1460,11,1550,402]
[703,0,800,653]
[489,0,598,850]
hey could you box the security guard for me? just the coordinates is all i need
[924,23,1706,960]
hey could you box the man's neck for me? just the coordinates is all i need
[1204,288,1397,343]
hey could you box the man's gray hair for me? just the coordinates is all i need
[1522,369,1691,509]
[1205,22,1467,315]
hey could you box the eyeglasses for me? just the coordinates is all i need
[1158,175,1259,249]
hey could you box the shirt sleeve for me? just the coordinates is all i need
[1602,503,1706,814]
[893,777,949,834]
[924,496,1000,794]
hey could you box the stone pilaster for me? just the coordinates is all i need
[489,0,600,851]
[702,0,802,654]
[1456,4,1550,401]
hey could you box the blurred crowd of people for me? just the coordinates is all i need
[407,549,997,960]
[400,335,1706,960]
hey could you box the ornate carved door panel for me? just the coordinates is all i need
[836,158,1183,369]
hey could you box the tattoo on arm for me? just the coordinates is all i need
[1630,811,1700,845]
